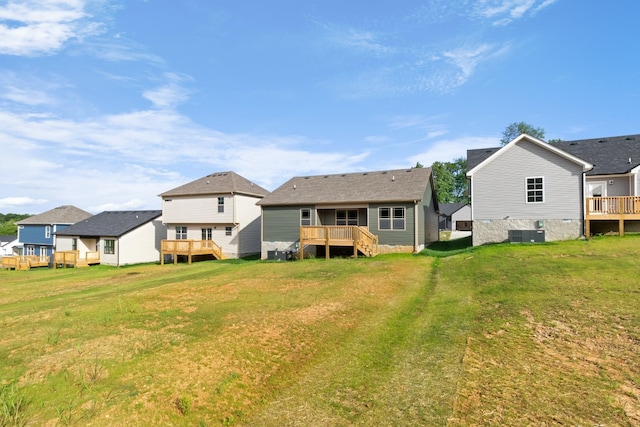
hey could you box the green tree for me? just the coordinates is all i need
[500,121,545,145]
[0,213,31,235]
[431,157,468,204]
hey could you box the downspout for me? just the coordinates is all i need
[414,200,419,253]
[260,205,264,260]
[582,172,587,237]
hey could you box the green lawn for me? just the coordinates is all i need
[0,236,638,426]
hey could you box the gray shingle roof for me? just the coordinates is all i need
[257,168,433,206]
[159,171,269,198]
[467,147,500,171]
[16,205,92,225]
[467,133,640,176]
[55,210,162,237]
[552,134,640,175]
[0,235,17,243]
[438,202,468,217]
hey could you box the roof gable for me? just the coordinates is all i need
[467,134,593,177]
[55,210,162,237]
[16,205,92,225]
[160,171,269,198]
[258,168,433,206]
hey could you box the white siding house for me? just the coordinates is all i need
[55,211,166,266]
[160,172,269,259]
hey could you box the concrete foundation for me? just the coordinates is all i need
[472,218,583,246]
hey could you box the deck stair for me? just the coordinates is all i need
[161,240,226,265]
[299,226,379,260]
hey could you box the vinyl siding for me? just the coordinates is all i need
[472,140,583,220]
[263,206,306,242]
[116,218,166,265]
[162,194,234,224]
[370,203,415,246]
[234,195,263,255]
[18,224,58,245]
[420,181,439,244]
[586,176,633,197]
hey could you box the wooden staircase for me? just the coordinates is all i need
[299,226,379,260]
[161,240,226,265]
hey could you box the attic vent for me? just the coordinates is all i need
[362,173,368,175]
[598,139,607,143]
[626,137,635,140]
[324,175,329,178]
[304,177,310,179]
[382,171,387,174]
[341,174,346,177]
[570,142,577,145]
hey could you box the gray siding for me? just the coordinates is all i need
[370,203,415,246]
[263,206,307,242]
[473,140,583,220]
[586,176,632,197]
[420,181,439,244]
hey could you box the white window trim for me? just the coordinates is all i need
[45,225,51,239]
[300,208,311,226]
[525,176,545,204]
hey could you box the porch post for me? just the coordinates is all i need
[619,218,624,237]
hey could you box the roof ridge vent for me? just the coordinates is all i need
[598,139,607,143]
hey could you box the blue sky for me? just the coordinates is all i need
[1,0,639,214]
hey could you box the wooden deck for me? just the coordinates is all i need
[160,240,225,264]
[1,255,50,271]
[53,251,100,269]
[299,226,379,260]
[586,196,640,237]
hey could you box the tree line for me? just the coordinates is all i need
[0,213,31,235]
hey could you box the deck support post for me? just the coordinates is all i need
[619,218,625,237]
[299,227,304,261]
[325,227,330,259]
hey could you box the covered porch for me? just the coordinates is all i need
[299,226,378,260]
[160,239,225,264]
[586,196,640,237]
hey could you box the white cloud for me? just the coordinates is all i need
[408,136,500,167]
[0,107,372,213]
[0,0,103,56]
[475,0,558,25]
[0,197,48,209]
[142,73,193,109]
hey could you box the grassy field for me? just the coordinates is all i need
[0,236,638,426]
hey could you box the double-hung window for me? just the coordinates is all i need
[300,209,311,226]
[225,226,232,236]
[176,226,187,240]
[378,207,405,230]
[45,226,51,239]
[218,197,225,213]
[526,177,544,203]
[104,239,115,254]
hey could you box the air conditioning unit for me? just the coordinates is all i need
[508,230,545,243]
